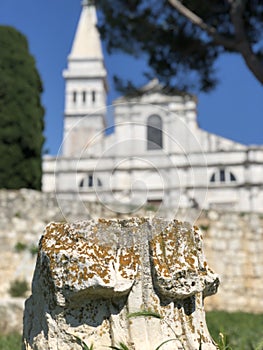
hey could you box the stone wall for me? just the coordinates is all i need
[0,189,263,333]
[199,210,263,313]
[0,189,95,334]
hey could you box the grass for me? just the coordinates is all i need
[127,310,162,319]
[2,312,263,349]
[109,343,130,350]
[206,311,263,349]
[0,333,21,350]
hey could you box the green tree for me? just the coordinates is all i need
[97,0,263,92]
[0,26,44,190]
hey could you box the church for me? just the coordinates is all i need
[42,0,263,216]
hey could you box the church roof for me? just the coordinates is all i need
[115,79,196,103]
[69,0,103,60]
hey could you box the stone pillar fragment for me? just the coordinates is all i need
[23,218,219,350]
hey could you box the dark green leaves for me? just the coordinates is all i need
[0,26,45,190]
[96,0,263,92]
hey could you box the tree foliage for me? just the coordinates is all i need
[96,0,263,92]
[0,26,44,190]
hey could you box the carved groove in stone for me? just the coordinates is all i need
[23,218,219,349]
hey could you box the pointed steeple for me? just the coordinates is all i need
[62,1,108,157]
[69,0,103,60]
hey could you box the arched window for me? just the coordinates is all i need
[210,173,216,183]
[147,115,163,150]
[79,174,102,188]
[230,172,236,182]
[210,168,237,184]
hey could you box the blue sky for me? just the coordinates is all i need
[0,0,262,155]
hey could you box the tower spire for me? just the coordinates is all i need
[62,1,108,157]
[69,0,102,60]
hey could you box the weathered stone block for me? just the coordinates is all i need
[23,218,219,350]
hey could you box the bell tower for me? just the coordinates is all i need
[62,0,108,157]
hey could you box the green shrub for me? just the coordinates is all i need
[8,279,29,297]
[14,242,27,252]
[14,211,21,218]
[29,245,39,256]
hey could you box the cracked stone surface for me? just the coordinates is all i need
[23,217,219,350]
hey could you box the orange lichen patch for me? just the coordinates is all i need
[39,220,142,292]
[185,256,196,269]
[149,220,212,298]
[118,247,140,279]
[40,223,115,287]
[151,222,193,274]
[39,218,215,302]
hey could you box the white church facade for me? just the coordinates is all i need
[42,0,263,215]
